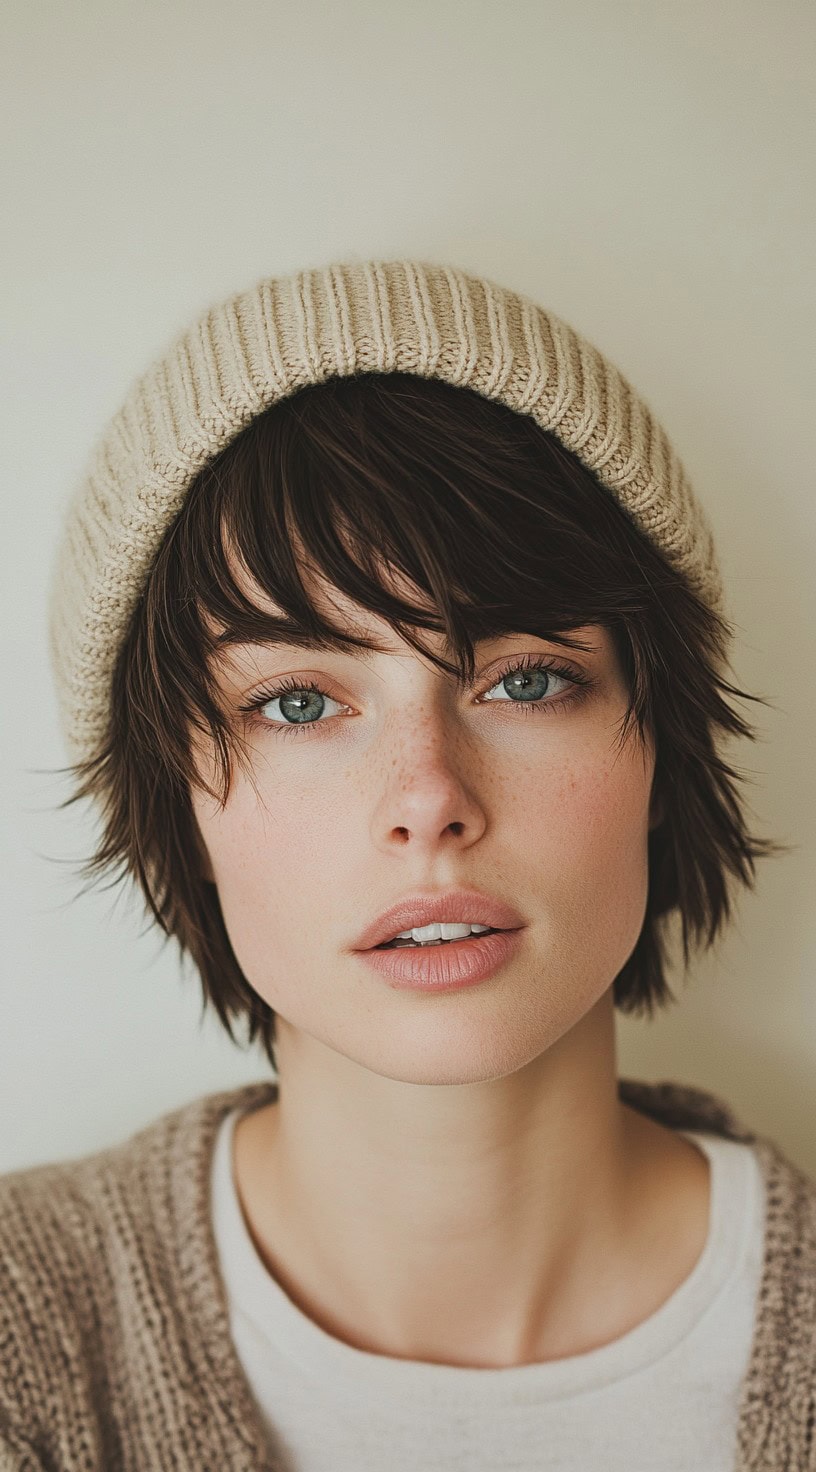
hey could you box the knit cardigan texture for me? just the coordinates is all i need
[0,1077,814,1471]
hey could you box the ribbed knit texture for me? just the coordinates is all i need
[47,258,723,767]
[0,1078,813,1470]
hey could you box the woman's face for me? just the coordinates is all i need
[191,571,657,1086]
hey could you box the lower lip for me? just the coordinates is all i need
[355,928,524,991]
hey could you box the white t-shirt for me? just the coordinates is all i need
[210,1104,766,1472]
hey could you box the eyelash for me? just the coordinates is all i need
[237,654,595,742]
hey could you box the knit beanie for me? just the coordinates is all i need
[48,258,723,768]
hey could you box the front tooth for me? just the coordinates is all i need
[409,922,480,942]
[412,922,443,942]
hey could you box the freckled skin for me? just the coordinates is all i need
[192,593,654,1087]
[189,567,710,1370]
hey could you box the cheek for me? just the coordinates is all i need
[559,753,651,868]
[518,744,653,971]
[198,785,321,878]
[192,773,338,966]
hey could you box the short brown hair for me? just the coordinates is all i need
[57,372,778,1073]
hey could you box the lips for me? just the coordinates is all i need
[351,889,526,952]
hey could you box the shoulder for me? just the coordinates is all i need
[734,1132,816,1462]
[621,1076,816,1455]
[0,1146,114,1448]
[0,1081,274,1442]
[619,1075,816,1297]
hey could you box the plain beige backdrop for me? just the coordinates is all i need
[1,0,813,1174]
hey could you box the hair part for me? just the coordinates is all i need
[56,372,780,1072]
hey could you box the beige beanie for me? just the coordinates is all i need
[48,257,723,767]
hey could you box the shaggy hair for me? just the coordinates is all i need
[57,372,777,1073]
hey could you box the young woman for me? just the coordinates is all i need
[2,260,813,1470]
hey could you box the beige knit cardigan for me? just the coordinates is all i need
[0,1077,814,1470]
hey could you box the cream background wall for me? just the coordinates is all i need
[1,0,814,1173]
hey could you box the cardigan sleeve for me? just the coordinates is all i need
[0,1168,107,1472]
[0,1428,51,1472]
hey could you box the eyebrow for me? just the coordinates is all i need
[214,623,601,660]
[214,626,420,659]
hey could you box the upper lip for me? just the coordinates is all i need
[352,888,526,951]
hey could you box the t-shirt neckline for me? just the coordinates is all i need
[210,1102,760,1405]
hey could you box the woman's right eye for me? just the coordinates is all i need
[244,678,342,737]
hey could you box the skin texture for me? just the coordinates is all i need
[191,560,711,1368]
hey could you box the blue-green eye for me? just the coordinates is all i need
[480,663,571,705]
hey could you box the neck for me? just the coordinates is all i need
[233,990,704,1367]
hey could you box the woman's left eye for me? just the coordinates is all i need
[479,662,573,705]
[240,657,590,739]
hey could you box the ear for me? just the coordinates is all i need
[648,787,665,832]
